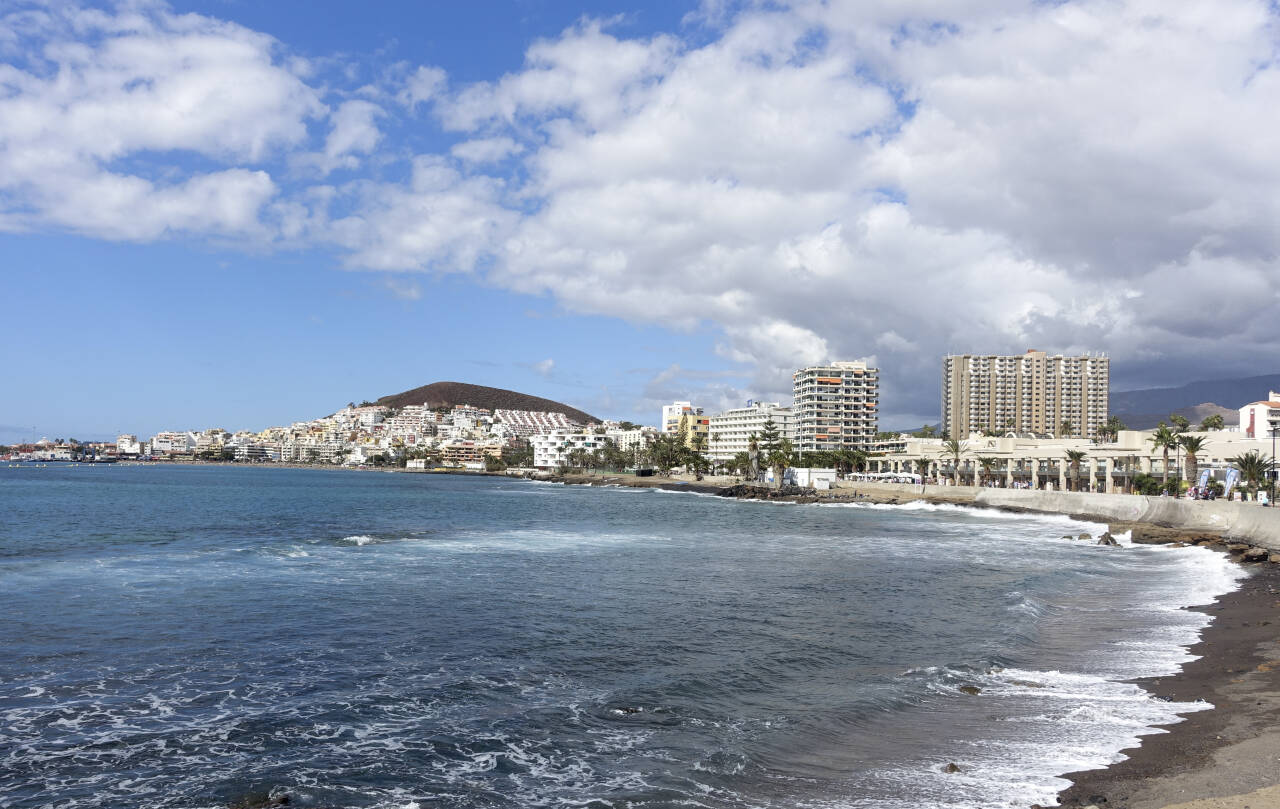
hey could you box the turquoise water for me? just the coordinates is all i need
[0,465,1243,808]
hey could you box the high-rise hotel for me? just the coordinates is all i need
[793,361,879,452]
[941,350,1109,439]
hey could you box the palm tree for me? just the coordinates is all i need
[1065,449,1087,492]
[1059,420,1073,438]
[977,456,997,486]
[942,438,967,485]
[1148,424,1178,486]
[1178,435,1207,488]
[1199,414,1225,432]
[1228,450,1271,500]
[849,449,868,475]
[768,438,795,489]
[915,456,932,491]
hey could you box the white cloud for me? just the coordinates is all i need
[398,65,446,110]
[451,137,523,164]
[382,277,422,300]
[533,358,555,376]
[0,1,321,238]
[7,1,1280,421]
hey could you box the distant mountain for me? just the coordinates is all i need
[374,381,599,424]
[1111,373,1280,430]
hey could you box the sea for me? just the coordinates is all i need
[0,465,1246,809]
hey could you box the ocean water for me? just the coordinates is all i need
[0,465,1245,809]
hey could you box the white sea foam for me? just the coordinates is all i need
[341,535,378,546]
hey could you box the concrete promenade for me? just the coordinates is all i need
[831,480,1280,550]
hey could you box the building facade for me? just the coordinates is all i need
[942,350,1109,440]
[707,402,794,461]
[793,361,879,452]
[530,430,608,470]
[1239,392,1280,439]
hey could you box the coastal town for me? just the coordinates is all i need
[7,350,1278,502]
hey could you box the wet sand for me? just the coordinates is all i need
[1056,562,1280,809]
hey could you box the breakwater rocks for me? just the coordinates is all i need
[718,483,819,502]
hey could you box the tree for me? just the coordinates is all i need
[758,418,781,458]
[1169,414,1190,433]
[915,456,932,487]
[942,438,966,485]
[1199,413,1225,432]
[618,421,639,431]
[502,442,534,468]
[1228,450,1271,499]
[565,447,591,472]
[1178,435,1207,487]
[767,438,794,489]
[913,424,937,438]
[1148,424,1178,486]
[1065,449,1087,492]
[484,455,507,472]
[648,434,685,476]
[1059,420,1073,438]
[977,457,997,486]
[1098,415,1126,443]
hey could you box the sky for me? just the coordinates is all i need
[3,0,1279,443]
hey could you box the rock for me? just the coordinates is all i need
[1197,539,1216,546]
[1062,534,1074,540]
[1227,543,1250,554]
[943,762,961,773]
[1009,679,1045,688]
[958,685,981,695]
[1078,533,1092,541]
[1243,548,1269,562]
[1270,554,1280,564]
[1097,534,1119,546]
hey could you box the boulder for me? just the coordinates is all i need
[958,685,981,695]
[1227,543,1250,554]
[943,762,961,773]
[1078,533,1092,541]
[1269,554,1280,564]
[1097,534,1119,546]
[1243,548,1269,562]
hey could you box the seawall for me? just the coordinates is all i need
[827,481,1280,550]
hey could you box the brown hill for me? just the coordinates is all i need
[374,381,599,424]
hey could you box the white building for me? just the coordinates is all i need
[116,434,142,455]
[1239,392,1280,439]
[707,402,795,461]
[530,430,608,470]
[494,409,581,437]
[661,402,702,435]
[793,361,879,452]
[150,431,195,455]
[871,429,1275,493]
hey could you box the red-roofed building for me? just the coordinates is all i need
[1239,391,1280,438]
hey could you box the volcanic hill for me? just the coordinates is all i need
[374,381,599,424]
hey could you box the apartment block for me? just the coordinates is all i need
[707,401,795,461]
[793,361,879,452]
[941,350,1109,439]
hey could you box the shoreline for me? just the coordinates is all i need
[27,463,1278,807]
[552,472,1280,809]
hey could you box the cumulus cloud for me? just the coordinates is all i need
[0,1,321,238]
[7,1,1280,422]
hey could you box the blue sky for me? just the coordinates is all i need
[4,0,1280,443]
